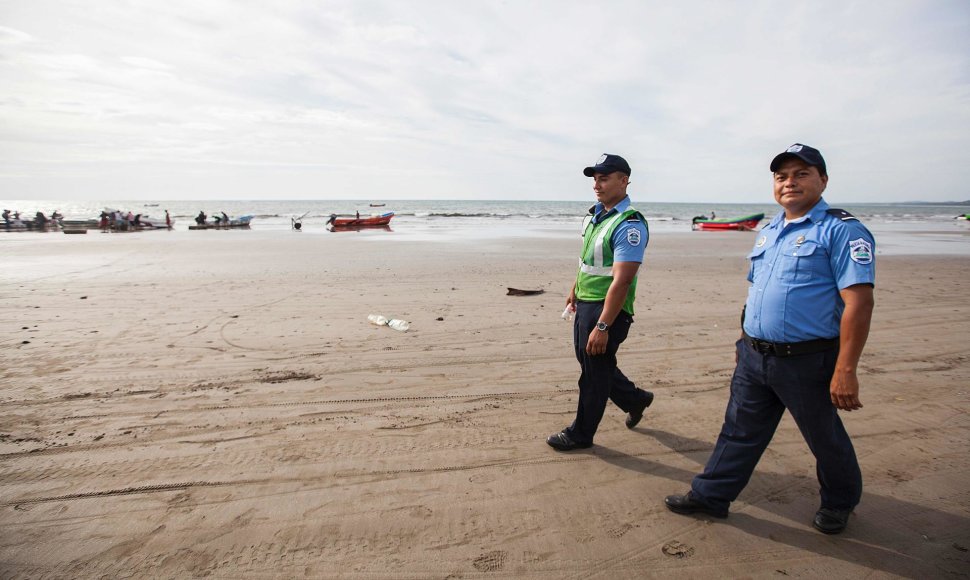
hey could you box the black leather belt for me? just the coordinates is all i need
[742,331,838,357]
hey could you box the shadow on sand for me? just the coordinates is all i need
[592,427,969,577]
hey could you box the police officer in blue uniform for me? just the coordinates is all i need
[665,144,875,535]
[546,154,654,451]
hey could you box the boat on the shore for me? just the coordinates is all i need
[189,215,254,230]
[691,213,764,231]
[327,212,394,230]
[3,218,62,232]
[2,210,65,232]
[61,209,173,232]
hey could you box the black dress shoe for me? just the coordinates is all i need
[625,391,655,429]
[546,431,592,451]
[813,507,852,534]
[664,492,728,518]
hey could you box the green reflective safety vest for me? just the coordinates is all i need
[575,208,646,315]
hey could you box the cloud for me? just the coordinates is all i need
[0,25,34,44]
[0,0,968,201]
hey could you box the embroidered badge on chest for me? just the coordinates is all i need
[627,229,641,246]
[849,239,872,264]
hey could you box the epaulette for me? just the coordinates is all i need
[827,208,858,221]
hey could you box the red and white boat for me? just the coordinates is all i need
[326,212,394,230]
[691,213,764,231]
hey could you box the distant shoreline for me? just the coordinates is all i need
[3,198,970,205]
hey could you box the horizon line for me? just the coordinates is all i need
[1,198,968,206]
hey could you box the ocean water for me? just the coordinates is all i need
[2,199,969,254]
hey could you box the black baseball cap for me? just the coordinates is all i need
[770,143,826,176]
[583,153,631,177]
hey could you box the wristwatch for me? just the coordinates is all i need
[596,321,610,332]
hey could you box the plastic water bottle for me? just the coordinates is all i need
[367,314,389,326]
[387,319,410,332]
[561,305,575,321]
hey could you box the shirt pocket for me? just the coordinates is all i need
[776,241,822,283]
[747,245,767,280]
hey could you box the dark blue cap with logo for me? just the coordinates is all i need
[583,153,631,177]
[770,143,827,176]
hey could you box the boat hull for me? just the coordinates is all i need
[328,224,392,233]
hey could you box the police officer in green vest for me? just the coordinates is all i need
[547,154,655,451]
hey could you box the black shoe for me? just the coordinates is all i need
[546,431,592,451]
[664,492,728,519]
[813,507,852,534]
[625,391,655,429]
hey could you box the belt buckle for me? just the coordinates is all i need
[754,339,773,355]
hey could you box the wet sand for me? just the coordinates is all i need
[1,230,968,578]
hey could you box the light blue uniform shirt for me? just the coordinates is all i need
[590,196,649,263]
[743,198,875,343]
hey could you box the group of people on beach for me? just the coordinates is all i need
[195,211,231,226]
[3,208,63,230]
[553,144,875,537]
[97,209,173,232]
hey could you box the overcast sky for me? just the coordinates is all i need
[1,1,968,203]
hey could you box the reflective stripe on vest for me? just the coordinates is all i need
[579,210,626,276]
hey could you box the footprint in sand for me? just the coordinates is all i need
[472,550,507,572]
[662,540,695,559]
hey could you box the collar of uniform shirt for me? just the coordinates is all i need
[592,195,632,223]
[770,197,831,228]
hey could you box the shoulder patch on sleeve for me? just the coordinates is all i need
[849,238,873,264]
[627,228,641,247]
[827,208,858,221]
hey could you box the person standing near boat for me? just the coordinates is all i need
[664,143,876,535]
[546,153,654,451]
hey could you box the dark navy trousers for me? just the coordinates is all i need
[692,339,862,511]
[565,300,652,445]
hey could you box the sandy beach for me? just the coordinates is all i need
[1,228,968,578]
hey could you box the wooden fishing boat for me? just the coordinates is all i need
[189,215,254,230]
[2,211,64,232]
[327,212,394,230]
[691,213,764,231]
[61,217,172,231]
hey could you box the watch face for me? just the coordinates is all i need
[597,322,608,331]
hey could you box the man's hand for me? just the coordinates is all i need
[586,326,608,355]
[830,368,863,411]
[830,284,874,412]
